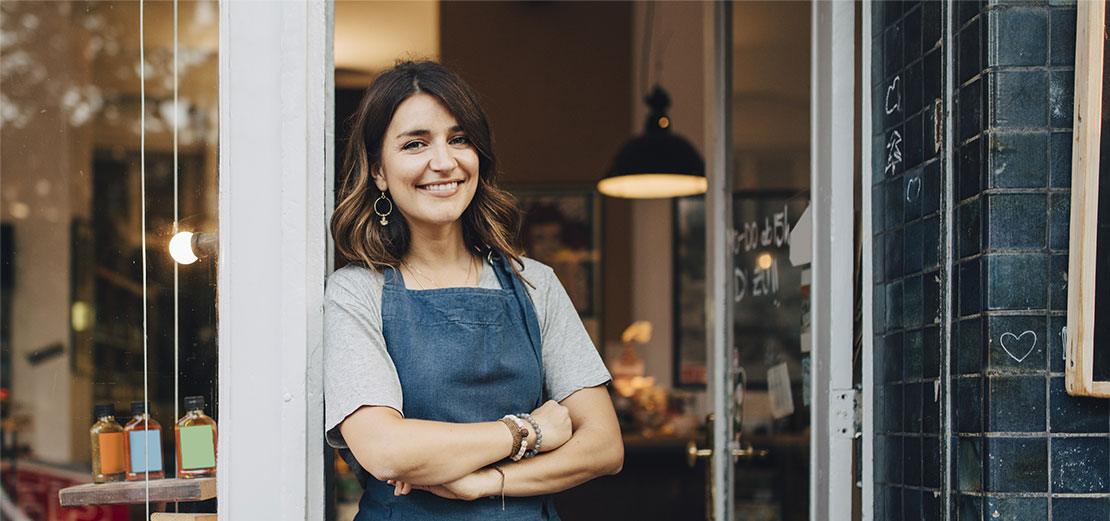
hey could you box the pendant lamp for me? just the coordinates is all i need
[598,86,706,199]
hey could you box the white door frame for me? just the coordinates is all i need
[810,1,857,520]
[860,1,876,519]
[217,1,333,519]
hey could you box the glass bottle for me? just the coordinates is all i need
[89,403,125,483]
[175,395,217,478]
[123,401,165,481]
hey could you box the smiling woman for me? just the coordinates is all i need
[325,61,623,521]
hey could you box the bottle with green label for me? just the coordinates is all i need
[90,403,125,483]
[123,401,165,481]
[175,395,217,478]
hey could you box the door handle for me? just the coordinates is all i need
[685,439,769,467]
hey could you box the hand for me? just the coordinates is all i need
[528,400,571,453]
[411,468,500,501]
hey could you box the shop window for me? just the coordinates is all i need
[1,2,220,518]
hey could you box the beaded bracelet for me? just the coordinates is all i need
[502,415,529,461]
[517,412,542,458]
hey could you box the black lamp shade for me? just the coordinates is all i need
[599,86,707,199]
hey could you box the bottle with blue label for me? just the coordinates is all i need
[123,401,165,481]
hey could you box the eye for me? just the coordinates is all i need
[401,140,425,151]
[449,135,471,146]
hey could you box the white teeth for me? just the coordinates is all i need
[422,181,458,191]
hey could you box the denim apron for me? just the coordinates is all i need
[353,254,559,520]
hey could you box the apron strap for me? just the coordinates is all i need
[490,251,546,406]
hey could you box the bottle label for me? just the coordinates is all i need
[180,425,216,470]
[129,430,164,473]
[98,432,125,474]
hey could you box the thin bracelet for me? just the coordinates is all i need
[501,415,528,461]
[517,412,542,458]
[491,466,506,511]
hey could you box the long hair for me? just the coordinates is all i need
[331,61,525,277]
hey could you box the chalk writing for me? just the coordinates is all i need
[729,204,790,255]
[734,258,780,303]
[885,130,903,176]
[885,76,901,115]
[905,176,922,203]
[1000,330,1037,363]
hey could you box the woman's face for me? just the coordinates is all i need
[374,93,480,232]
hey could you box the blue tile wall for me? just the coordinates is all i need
[873,2,1109,520]
[873,2,947,517]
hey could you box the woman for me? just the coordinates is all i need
[325,60,623,520]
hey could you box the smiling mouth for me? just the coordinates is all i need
[418,181,460,192]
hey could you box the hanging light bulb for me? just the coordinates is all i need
[169,231,217,264]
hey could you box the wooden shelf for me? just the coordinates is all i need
[58,477,215,507]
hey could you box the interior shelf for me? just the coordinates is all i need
[58,477,215,507]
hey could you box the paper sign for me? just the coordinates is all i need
[767,362,795,419]
[128,430,163,473]
[180,425,217,470]
[98,432,125,474]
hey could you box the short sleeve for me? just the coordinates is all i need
[523,259,612,402]
[323,266,404,449]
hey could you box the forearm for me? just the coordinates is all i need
[341,406,514,485]
[495,422,624,496]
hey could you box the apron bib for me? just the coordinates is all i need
[354,254,558,520]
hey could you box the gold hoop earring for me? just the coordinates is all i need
[374,192,393,225]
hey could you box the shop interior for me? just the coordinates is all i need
[0,2,814,520]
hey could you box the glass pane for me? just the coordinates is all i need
[731,2,811,520]
[1,1,219,518]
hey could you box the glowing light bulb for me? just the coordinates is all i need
[756,252,773,270]
[169,231,199,264]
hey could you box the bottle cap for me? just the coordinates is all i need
[184,396,205,411]
[94,403,115,419]
[130,401,151,416]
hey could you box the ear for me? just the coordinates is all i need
[371,166,388,192]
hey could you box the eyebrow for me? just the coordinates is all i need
[394,125,465,140]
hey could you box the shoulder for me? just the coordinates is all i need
[516,256,557,286]
[325,263,385,302]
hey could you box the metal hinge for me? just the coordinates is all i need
[831,388,861,439]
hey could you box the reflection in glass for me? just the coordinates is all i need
[1,2,218,518]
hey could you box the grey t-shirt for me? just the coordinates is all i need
[324,256,611,449]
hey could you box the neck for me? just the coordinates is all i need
[404,221,470,268]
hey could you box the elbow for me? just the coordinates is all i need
[598,438,624,476]
[352,442,418,482]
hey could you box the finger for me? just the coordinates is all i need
[400,482,412,495]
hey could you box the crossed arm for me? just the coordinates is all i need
[339,385,623,498]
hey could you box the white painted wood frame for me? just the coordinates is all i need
[810,2,856,520]
[860,0,876,518]
[217,1,333,519]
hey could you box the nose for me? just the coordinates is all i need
[428,142,457,172]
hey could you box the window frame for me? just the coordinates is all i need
[216,2,333,518]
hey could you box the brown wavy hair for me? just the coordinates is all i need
[331,61,525,277]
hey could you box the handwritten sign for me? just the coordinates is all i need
[731,204,790,303]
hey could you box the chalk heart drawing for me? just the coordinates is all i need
[1000,330,1037,363]
[905,176,922,203]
